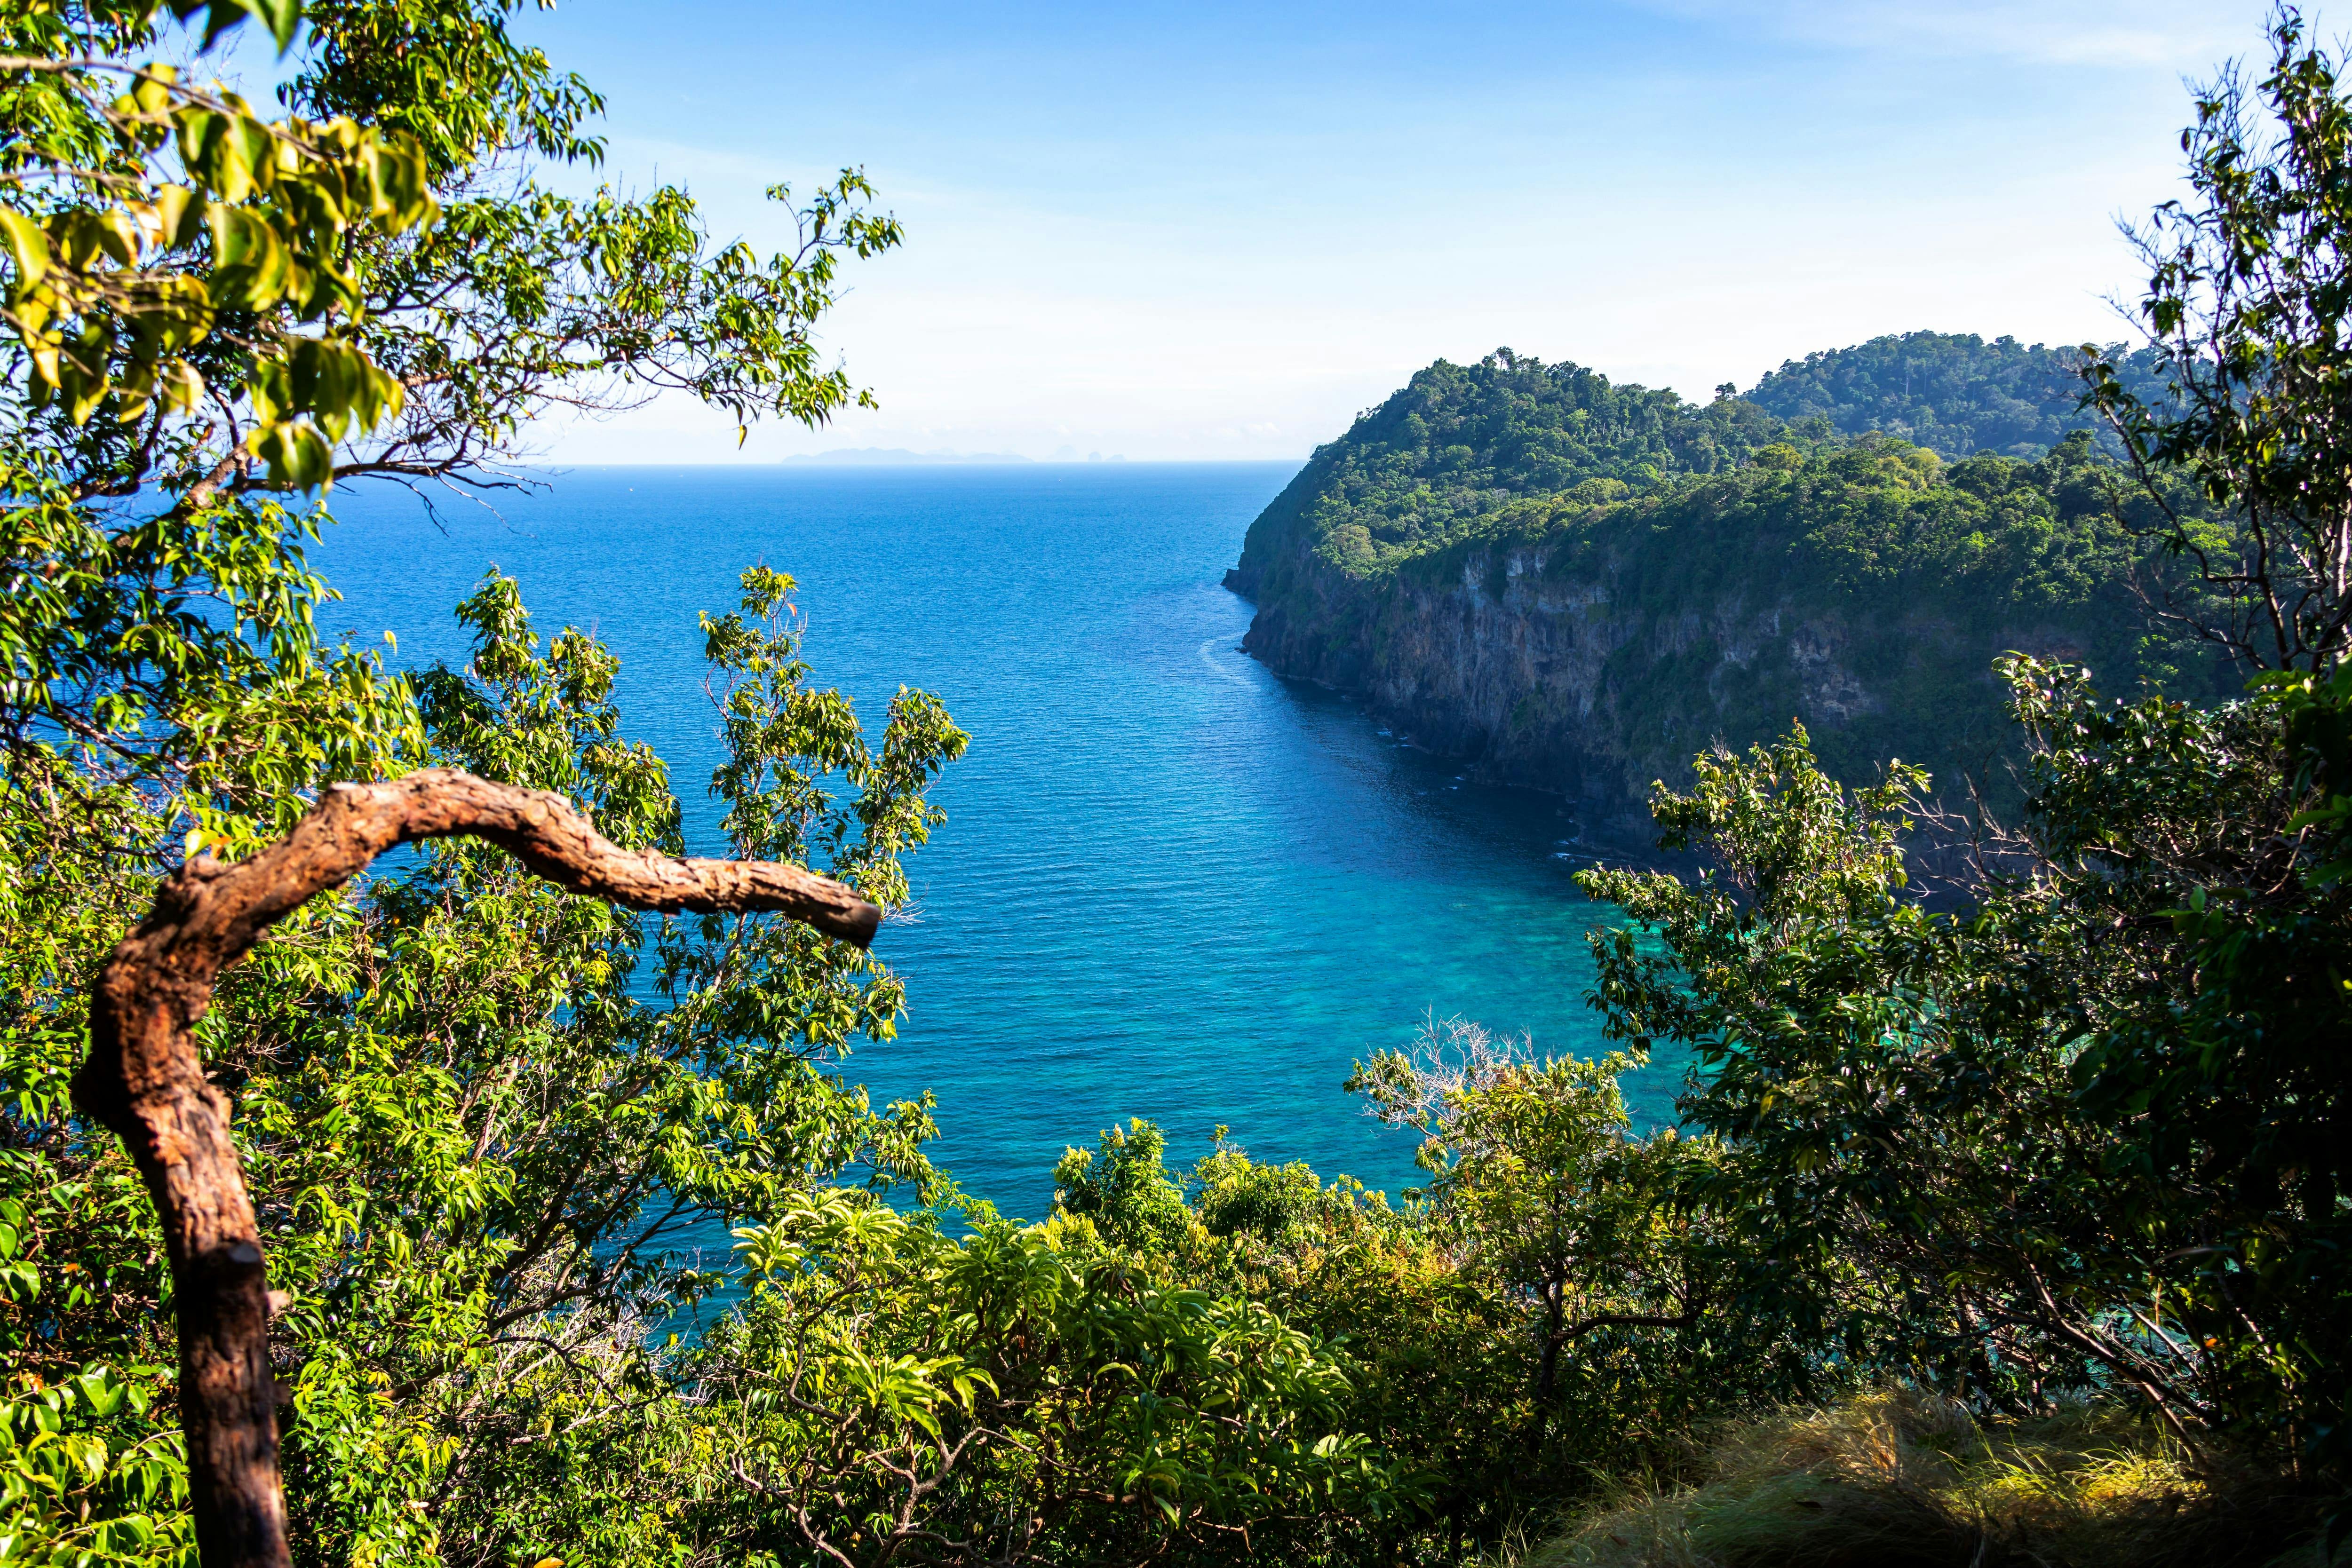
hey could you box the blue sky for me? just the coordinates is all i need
[474,0,2276,461]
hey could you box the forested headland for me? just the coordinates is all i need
[4,3,2350,1567]
[1224,336,2232,824]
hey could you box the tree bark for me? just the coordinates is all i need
[69,769,881,1568]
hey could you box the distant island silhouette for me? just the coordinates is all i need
[782,447,1033,465]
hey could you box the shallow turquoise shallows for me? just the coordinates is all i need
[312,462,1673,1219]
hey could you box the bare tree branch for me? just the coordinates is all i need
[69,768,880,1568]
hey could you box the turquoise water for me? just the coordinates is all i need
[314,463,1666,1218]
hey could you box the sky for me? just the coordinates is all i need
[453,0,2280,462]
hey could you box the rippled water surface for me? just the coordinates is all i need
[315,463,1669,1218]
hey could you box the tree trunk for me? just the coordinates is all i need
[71,769,880,1568]
[1535,1280,1564,1406]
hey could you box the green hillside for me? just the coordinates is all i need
[1238,349,1782,578]
[1235,336,2177,590]
[1741,330,2175,458]
[1228,345,2228,808]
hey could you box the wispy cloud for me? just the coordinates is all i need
[509,0,2284,462]
[1648,0,2273,70]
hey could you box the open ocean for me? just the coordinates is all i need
[312,462,1671,1219]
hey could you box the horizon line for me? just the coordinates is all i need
[536,456,1314,468]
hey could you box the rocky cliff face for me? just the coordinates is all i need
[1223,355,2233,820]
[1228,533,2069,831]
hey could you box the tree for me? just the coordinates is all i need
[1564,0,2352,1506]
[77,767,877,1567]
[696,1188,1414,1567]
[0,0,930,1559]
[1741,331,2173,459]
[1348,1017,1716,1421]
[2,0,901,863]
[2087,6,2352,673]
[1577,673,2352,1477]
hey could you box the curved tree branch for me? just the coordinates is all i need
[69,768,882,1568]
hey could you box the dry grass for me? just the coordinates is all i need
[1527,1389,2327,1568]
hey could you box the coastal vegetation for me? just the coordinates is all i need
[1,4,2347,1568]
[1231,330,2175,590]
[1234,420,2239,805]
[1741,331,2176,460]
[1221,332,2248,816]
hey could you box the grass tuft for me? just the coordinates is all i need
[1529,1388,2328,1568]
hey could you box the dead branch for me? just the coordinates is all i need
[69,768,881,1568]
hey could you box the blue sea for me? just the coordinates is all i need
[314,463,1669,1219]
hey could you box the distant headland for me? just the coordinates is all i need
[783,447,1034,465]
[783,447,1152,465]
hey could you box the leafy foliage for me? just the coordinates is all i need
[1237,347,1784,578]
[1034,1066,1803,1564]
[1743,331,2175,460]
[1349,1019,1724,1418]
[6,564,968,1561]
[0,0,433,476]
[1234,339,2178,591]
[687,1189,1414,1565]
[2087,8,2352,673]
[8,3,2347,1564]
[1239,401,2234,806]
[1550,13,2352,1542]
[0,0,926,1560]
[1578,655,2352,1479]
